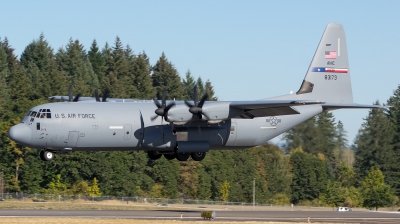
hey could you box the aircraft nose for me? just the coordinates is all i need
[8,123,32,145]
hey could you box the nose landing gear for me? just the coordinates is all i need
[40,150,55,161]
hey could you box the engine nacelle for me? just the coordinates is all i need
[166,102,242,124]
[202,102,242,123]
[166,104,193,124]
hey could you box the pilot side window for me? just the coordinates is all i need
[34,109,52,119]
[36,109,42,118]
[46,109,51,118]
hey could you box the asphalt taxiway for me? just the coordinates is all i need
[1,209,400,223]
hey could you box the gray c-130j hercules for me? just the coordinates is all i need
[8,23,381,162]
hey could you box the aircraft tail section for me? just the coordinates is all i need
[296,23,353,104]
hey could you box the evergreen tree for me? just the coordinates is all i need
[55,38,93,96]
[290,149,329,203]
[182,70,195,100]
[205,79,218,101]
[87,39,105,84]
[229,150,257,202]
[336,121,348,150]
[132,52,154,99]
[353,102,398,194]
[178,159,199,199]
[196,77,205,97]
[146,157,180,198]
[315,111,337,159]
[152,52,184,100]
[284,117,318,154]
[20,34,53,98]
[0,46,10,116]
[386,84,400,195]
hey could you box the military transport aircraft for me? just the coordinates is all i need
[8,23,380,162]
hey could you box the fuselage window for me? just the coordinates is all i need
[36,122,40,130]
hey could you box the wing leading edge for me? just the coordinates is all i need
[230,100,325,118]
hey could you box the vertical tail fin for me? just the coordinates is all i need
[296,23,353,104]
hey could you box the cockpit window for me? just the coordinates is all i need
[30,109,51,119]
[25,111,32,116]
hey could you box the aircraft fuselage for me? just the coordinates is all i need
[11,101,322,154]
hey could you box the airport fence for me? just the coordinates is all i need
[0,192,338,211]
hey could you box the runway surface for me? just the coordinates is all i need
[1,209,400,223]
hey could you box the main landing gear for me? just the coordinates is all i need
[40,150,55,161]
[147,151,207,162]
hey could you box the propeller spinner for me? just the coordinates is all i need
[185,86,209,120]
[151,88,175,122]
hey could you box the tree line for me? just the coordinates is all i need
[0,35,400,210]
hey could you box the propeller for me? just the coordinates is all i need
[61,84,81,102]
[151,88,175,122]
[94,89,109,102]
[184,85,209,120]
[94,89,100,102]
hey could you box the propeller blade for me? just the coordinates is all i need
[184,100,194,108]
[94,90,100,102]
[165,102,176,111]
[102,89,109,102]
[73,93,81,102]
[193,86,198,106]
[151,115,159,121]
[162,88,166,107]
[68,84,73,102]
[198,94,208,108]
[61,96,65,102]
[153,96,161,108]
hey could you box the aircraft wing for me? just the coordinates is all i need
[230,100,325,118]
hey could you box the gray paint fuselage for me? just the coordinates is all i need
[19,101,322,152]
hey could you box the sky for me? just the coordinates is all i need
[1,1,399,145]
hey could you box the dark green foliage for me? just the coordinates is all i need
[182,70,195,100]
[152,53,184,100]
[361,167,395,210]
[353,101,398,194]
[290,150,329,204]
[386,85,400,195]
[133,52,154,99]
[285,112,338,160]
[88,39,105,84]
[3,34,400,208]
[146,157,179,198]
